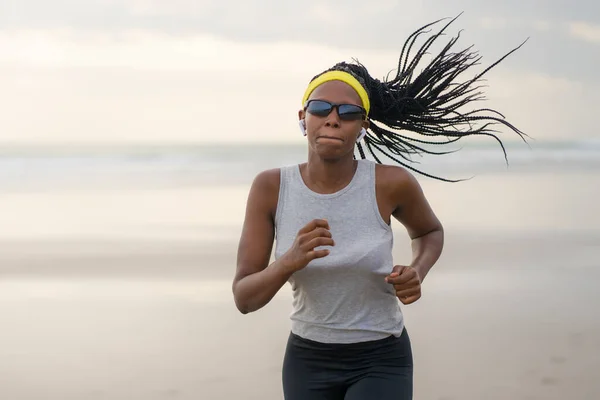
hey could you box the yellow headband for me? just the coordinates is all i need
[302,70,371,115]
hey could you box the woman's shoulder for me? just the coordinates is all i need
[374,163,423,204]
[250,168,281,194]
[246,168,283,218]
[374,163,418,188]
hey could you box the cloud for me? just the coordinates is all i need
[2,0,599,82]
[0,0,424,44]
[0,29,595,144]
[532,20,552,32]
[127,0,217,17]
[0,29,400,144]
[477,17,554,33]
[2,0,598,48]
[0,29,403,75]
[568,21,600,44]
[478,70,595,141]
[478,17,509,30]
[0,1,598,144]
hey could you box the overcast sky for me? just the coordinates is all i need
[0,0,598,144]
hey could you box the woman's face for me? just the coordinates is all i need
[299,80,369,160]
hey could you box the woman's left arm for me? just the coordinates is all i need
[389,167,444,283]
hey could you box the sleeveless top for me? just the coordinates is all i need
[274,159,404,344]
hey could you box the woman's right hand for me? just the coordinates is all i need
[281,219,334,273]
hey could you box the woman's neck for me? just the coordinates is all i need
[302,153,357,194]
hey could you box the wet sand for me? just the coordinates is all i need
[1,229,599,400]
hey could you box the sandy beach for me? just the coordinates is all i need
[1,145,599,399]
[1,230,599,400]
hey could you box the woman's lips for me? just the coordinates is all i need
[317,135,343,142]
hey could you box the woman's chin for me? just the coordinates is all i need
[312,145,353,161]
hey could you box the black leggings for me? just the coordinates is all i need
[282,328,413,400]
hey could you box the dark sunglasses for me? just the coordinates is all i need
[304,100,366,121]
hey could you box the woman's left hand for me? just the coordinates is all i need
[385,265,422,305]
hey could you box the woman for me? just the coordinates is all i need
[232,17,526,400]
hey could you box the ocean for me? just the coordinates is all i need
[1,138,598,242]
[1,138,599,191]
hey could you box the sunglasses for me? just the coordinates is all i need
[304,100,366,121]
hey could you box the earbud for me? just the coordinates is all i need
[357,128,367,142]
[299,120,307,136]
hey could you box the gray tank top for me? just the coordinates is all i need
[274,159,404,344]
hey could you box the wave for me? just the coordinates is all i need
[0,139,598,189]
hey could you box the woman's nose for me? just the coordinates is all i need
[324,108,341,128]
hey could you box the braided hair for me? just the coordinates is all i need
[309,16,529,182]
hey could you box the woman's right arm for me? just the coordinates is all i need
[232,169,334,314]
[233,169,335,314]
[232,169,293,314]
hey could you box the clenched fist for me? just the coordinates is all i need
[385,265,422,305]
[280,219,334,273]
